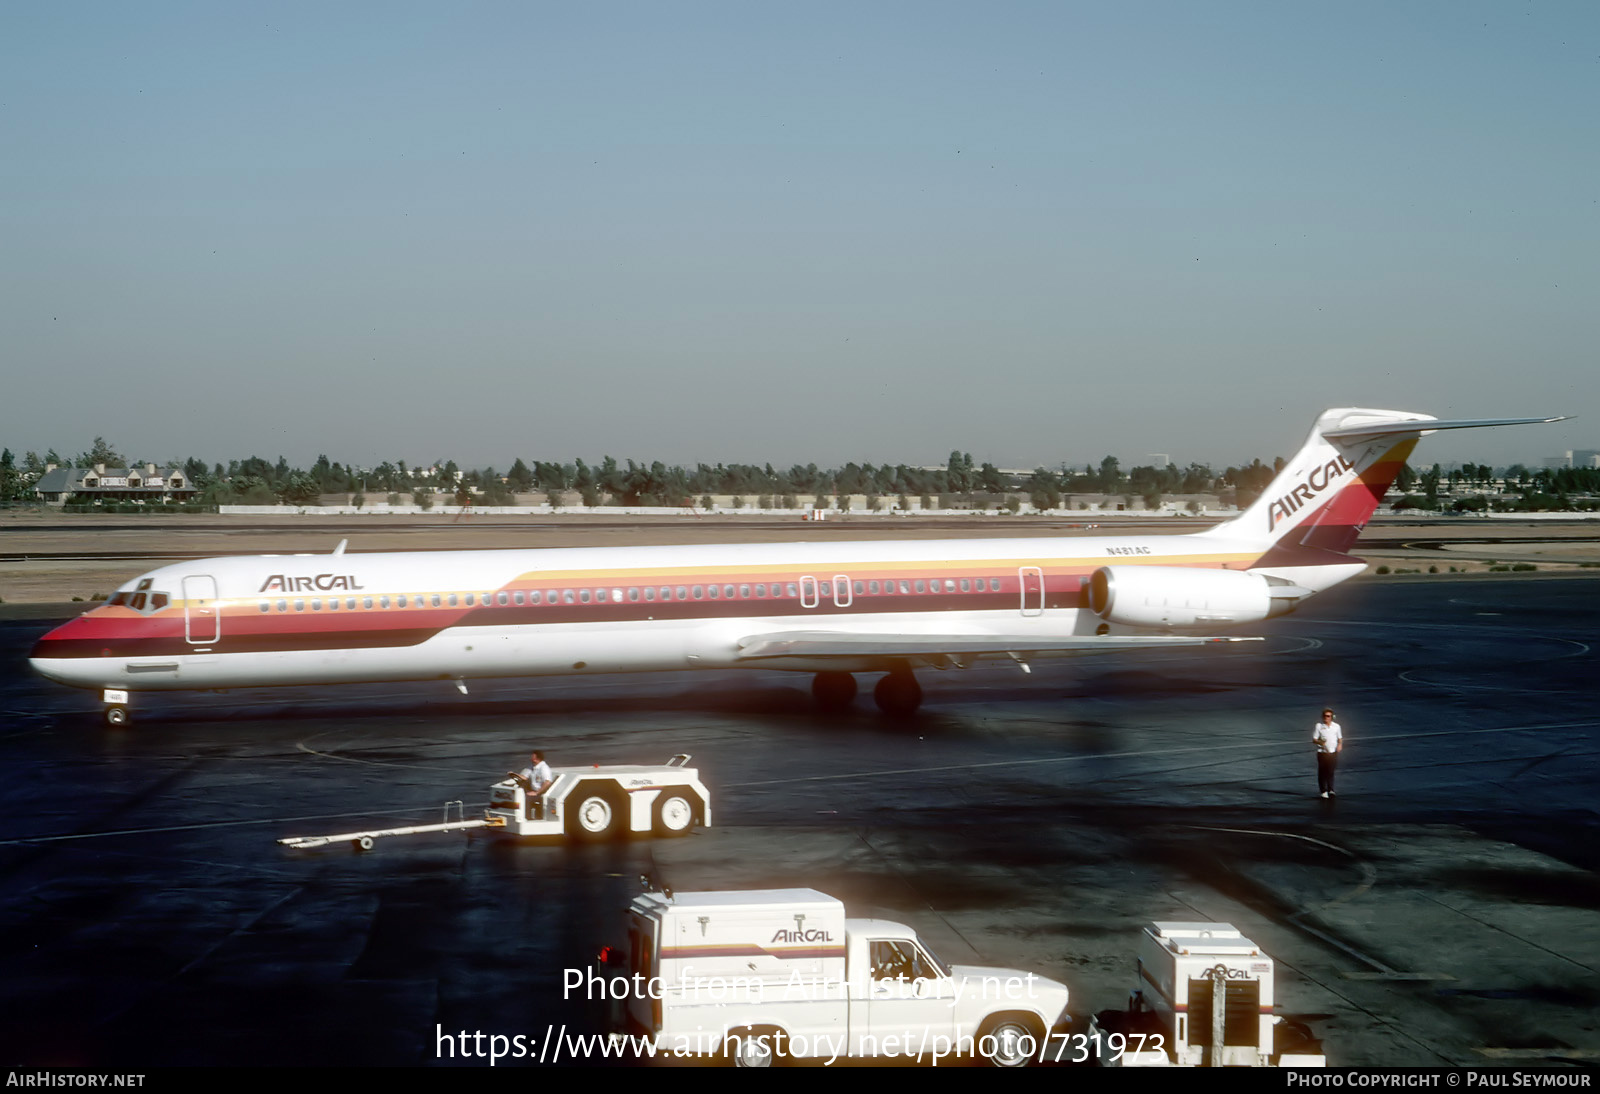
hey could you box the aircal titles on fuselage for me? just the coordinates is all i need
[258,573,366,593]
[1266,455,1355,531]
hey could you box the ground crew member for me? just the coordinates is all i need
[1313,709,1343,798]
[511,749,554,818]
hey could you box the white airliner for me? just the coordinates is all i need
[30,408,1560,726]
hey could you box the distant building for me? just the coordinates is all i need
[1572,450,1600,470]
[34,464,195,506]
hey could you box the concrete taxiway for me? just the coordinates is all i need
[0,576,1595,1067]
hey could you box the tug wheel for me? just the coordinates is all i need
[568,782,625,841]
[653,792,696,837]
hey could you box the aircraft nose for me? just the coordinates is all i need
[29,615,113,686]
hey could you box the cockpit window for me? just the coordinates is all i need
[115,586,172,614]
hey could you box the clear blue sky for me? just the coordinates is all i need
[2,1,1595,472]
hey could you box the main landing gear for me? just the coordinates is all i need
[873,669,921,717]
[811,671,857,712]
[809,669,923,716]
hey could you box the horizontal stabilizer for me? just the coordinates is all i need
[1323,415,1567,441]
[737,631,1259,661]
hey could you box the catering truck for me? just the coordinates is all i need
[616,888,1069,1066]
[1087,922,1325,1067]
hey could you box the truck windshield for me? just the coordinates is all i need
[871,939,950,981]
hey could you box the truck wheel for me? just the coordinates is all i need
[567,783,623,841]
[653,792,696,837]
[979,1018,1040,1068]
[725,1025,780,1067]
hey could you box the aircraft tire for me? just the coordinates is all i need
[873,671,922,717]
[811,671,858,712]
[104,706,129,728]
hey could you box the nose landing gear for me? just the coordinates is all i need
[102,689,131,728]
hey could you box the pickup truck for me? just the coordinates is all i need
[616,887,1068,1066]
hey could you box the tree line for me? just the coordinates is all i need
[2,437,1594,511]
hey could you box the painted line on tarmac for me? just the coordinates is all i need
[730,719,1600,787]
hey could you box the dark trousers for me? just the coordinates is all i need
[1317,752,1339,795]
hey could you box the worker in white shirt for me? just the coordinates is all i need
[1313,709,1343,798]
[510,750,554,818]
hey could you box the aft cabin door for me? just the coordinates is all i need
[1019,566,1044,617]
[183,575,220,645]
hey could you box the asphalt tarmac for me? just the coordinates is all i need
[1,576,1596,1068]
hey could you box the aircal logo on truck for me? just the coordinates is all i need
[258,573,366,593]
[771,928,833,943]
[1266,455,1355,531]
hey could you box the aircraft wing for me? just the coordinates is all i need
[736,630,1258,662]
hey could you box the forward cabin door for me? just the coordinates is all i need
[1019,566,1044,617]
[183,575,221,645]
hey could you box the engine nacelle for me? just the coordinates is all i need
[1088,566,1288,628]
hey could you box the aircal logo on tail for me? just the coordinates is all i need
[259,573,366,593]
[1267,456,1355,531]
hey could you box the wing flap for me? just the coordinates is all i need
[736,630,1258,661]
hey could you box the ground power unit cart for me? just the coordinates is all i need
[1088,922,1325,1067]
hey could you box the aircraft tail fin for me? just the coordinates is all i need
[1204,408,1565,558]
